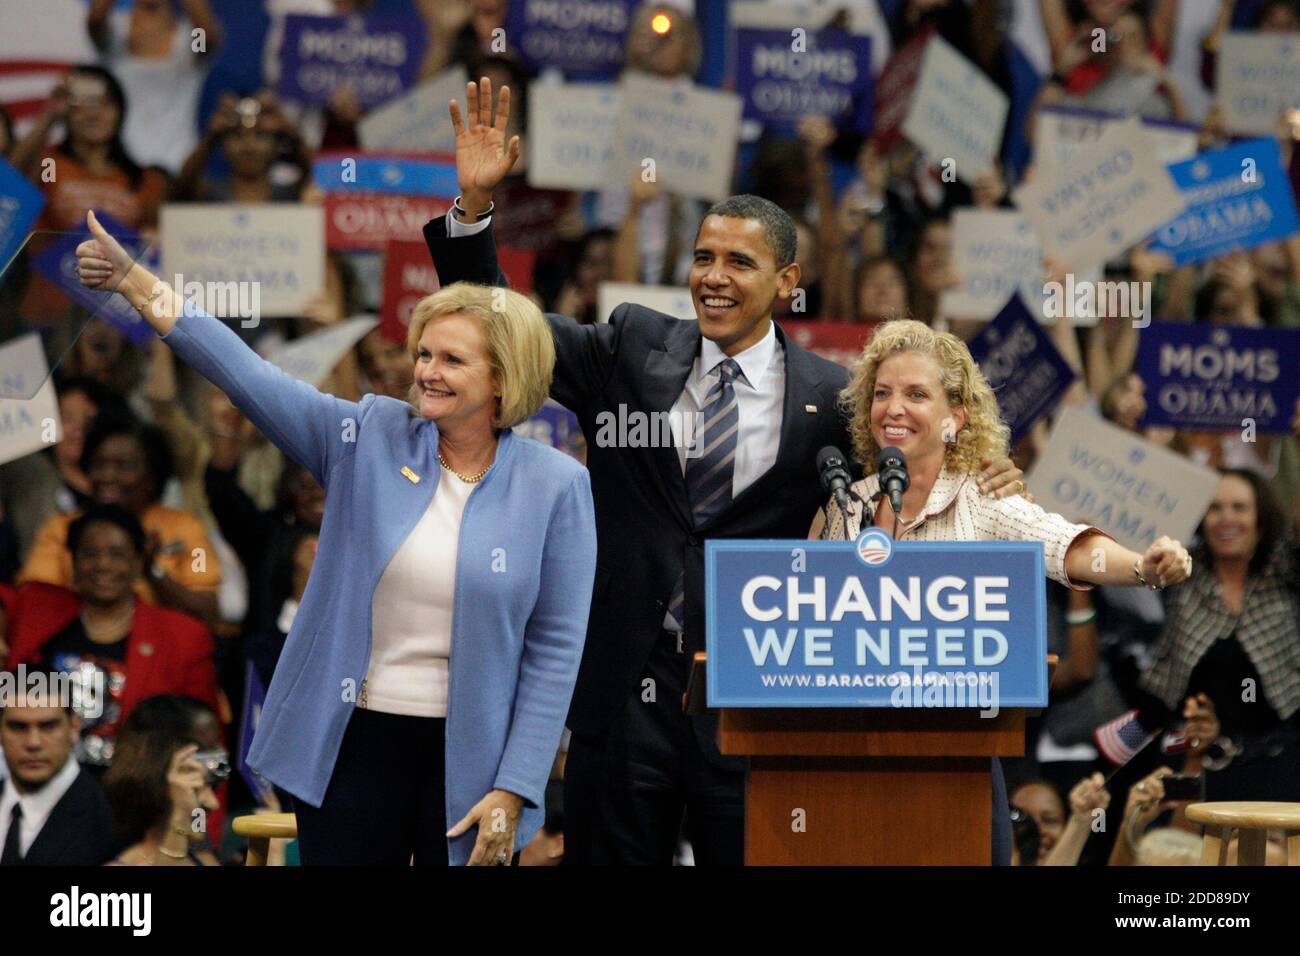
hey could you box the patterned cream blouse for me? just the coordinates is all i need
[811,467,1109,590]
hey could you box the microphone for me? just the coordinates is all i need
[877,446,909,518]
[816,446,852,517]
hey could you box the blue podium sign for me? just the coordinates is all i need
[705,536,1047,709]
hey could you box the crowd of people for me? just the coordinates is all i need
[0,0,1298,867]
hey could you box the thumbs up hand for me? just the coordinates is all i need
[75,210,137,292]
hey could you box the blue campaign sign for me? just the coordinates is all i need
[1149,138,1300,267]
[277,14,428,108]
[0,156,46,273]
[506,0,637,79]
[1135,321,1300,432]
[236,661,274,804]
[734,28,873,132]
[313,153,458,196]
[516,400,582,456]
[967,295,1076,444]
[31,212,158,345]
[705,537,1048,709]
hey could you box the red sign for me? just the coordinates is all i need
[781,320,876,369]
[379,241,537,343]
[492,179,579,254]
[872,26,934,152]
[324,193,453,251]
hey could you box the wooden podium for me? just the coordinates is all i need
[688,653,1051,865]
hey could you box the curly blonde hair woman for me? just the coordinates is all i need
[840,320,1010,475]
[811,318,1195,866]
[814,318,1191,600]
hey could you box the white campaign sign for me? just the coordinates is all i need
[1034,107,1199,171]
[730,0,885,36]
[941,209,1043,320]
[1217,33,1300,136]
[1013,118,1185,272]
[0,333,59,466]
[527,81,621,191]
[901,35,1008,184]
[161,204,325,317]
[610,73,742,201]
[1027,406,1219,554]
[265,316,378,386]
[357,66,468,153]
[597,282,695,323]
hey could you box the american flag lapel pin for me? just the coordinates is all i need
[805,404,818,413]
[401,466,420,483]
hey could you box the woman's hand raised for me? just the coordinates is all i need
[75,210,137,293]
[448,77,520,217]
[75,210,178,334]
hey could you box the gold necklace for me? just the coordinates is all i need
[438,451,492,483]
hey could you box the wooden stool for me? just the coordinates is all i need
[232,813,298,866]
[1185,802,1300,866]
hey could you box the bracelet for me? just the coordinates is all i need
[157,844,187,859]
[453,197,494,222]
[1065,608,1097,626]
[134,283,164,316]
[1132,558,1160,590]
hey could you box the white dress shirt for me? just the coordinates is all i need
[445,210,787,497]
[0,752,81,857]
[669,321,784,496]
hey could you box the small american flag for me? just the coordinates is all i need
[1094,709,1155,765]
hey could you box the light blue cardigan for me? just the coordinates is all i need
[162,305,597,864]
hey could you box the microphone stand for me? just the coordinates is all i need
[868,490,901,540]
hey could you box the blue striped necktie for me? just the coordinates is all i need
[666,357,742,633]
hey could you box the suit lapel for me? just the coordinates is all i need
[641,320,700,530]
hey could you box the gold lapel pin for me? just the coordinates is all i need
[401,466,420,484]
[805,404,818,413]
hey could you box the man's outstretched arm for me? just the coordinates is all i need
[427,77,624,415]
[422,212,506,287]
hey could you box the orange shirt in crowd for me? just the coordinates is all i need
[22,150,167,320]
[37,148,167,231]
[18,504,222,603]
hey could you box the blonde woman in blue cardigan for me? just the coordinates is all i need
[76,211,597,865]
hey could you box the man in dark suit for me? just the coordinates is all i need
[427,80,1022,865]
[1,673,114,866]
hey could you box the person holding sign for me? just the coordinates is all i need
[425,80,1030,866]
[813,319,1193,863]
[73,210,597,866]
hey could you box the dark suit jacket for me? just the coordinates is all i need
[0,767,114,865]
[424,216,853,763]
